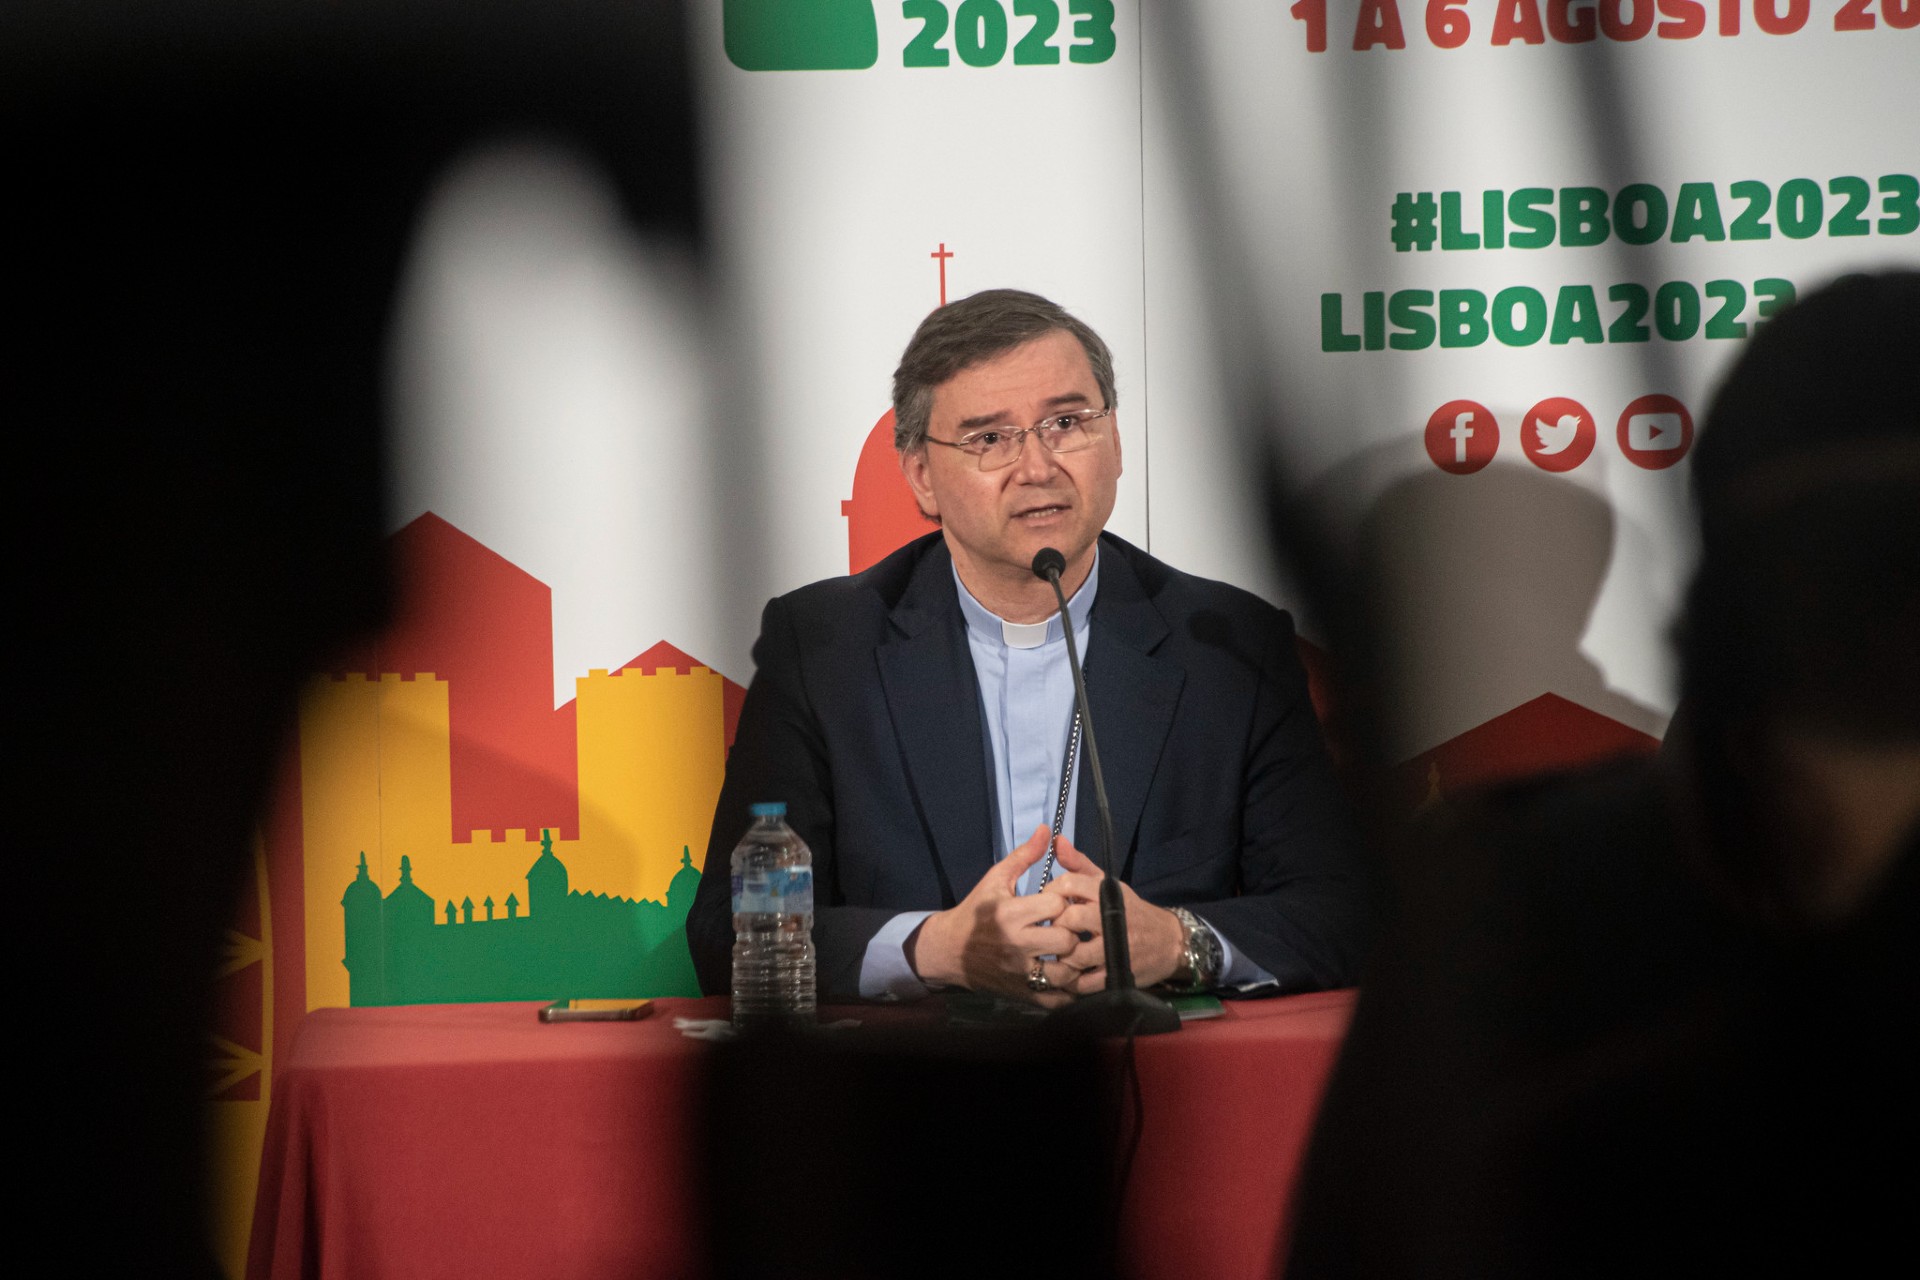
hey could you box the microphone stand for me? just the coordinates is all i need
[1035,550,1181,1038]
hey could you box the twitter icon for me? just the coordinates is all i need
[1534,415,1581,455]
[1521,398,1595,471]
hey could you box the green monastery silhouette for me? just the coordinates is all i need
[342,830,701,1005]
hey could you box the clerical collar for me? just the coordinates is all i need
[953,552,1099,649]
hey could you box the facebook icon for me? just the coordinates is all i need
[1425,399,1498,474]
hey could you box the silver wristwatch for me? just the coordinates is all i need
[1167,906,1223,992]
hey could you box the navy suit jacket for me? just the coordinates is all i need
[688,531,1371,1001]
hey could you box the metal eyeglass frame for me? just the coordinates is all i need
[922,407,1114,471]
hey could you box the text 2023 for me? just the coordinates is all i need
[903,0,1117,67]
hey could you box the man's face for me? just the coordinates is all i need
[901,329,1122,593]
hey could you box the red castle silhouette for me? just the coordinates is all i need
[329,514,745,843]
[1394,692,1659,814]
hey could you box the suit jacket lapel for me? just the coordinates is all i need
[1077,544,1185,881]
[876,542,994,905]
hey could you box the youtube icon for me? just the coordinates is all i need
[1617,394,1694,470]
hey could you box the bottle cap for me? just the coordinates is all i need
[749,802,786,818]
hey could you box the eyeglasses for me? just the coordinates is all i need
[923,408,1113,472]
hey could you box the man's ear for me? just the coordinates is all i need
[900,448,940,521]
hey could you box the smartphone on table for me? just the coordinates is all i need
[538,998,654,1022]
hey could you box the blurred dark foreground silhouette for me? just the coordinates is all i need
[1285,269,1920,1278]
[702,1018,1118,1280]
[10,3,695,1271]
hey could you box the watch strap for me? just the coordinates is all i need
[1166,906,1223,993]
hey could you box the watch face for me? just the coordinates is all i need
[1197,933,1222,983]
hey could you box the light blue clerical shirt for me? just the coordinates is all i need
[857,551,1272,1000]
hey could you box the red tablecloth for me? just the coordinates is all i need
[247,991,1353,1280]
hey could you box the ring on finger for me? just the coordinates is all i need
[1026,959,1052,993]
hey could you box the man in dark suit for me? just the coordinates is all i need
[688,290,1369,1004]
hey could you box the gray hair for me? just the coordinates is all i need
[891,289,1117,452]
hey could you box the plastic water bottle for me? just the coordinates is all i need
[729,802,816,1029]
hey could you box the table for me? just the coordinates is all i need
[247,991,1354,1280]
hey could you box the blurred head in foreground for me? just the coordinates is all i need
[1681,267,1920,925]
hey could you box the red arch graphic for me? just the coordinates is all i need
[842,408,936,574]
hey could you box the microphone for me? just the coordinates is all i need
[1030,548,1180,1037]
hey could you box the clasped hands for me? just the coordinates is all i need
[907,825,1186,1007]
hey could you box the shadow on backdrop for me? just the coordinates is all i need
[1317,447,1665,765]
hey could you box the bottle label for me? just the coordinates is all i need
[731,866,814,915]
